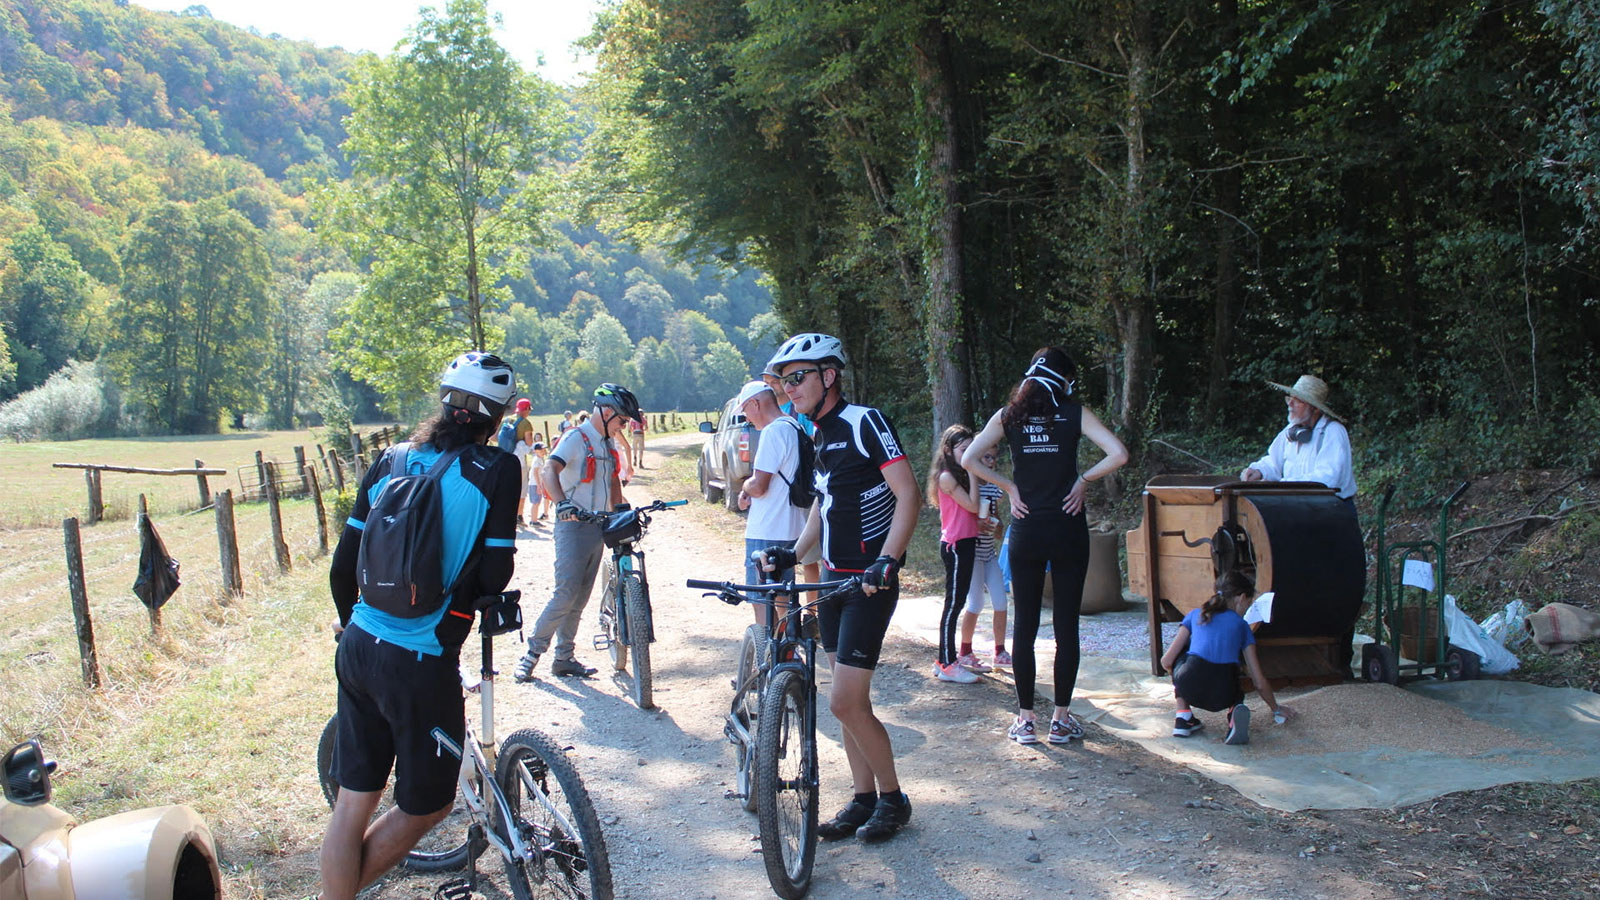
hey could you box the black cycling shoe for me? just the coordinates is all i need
[551,657,598,678]
[816,800,875,841]
[856,795,912,844]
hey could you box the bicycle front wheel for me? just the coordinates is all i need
[755,668,817,899]
[315,714,475,872]
[623,574,653,709]
[734,624,765,813]
[495,728,614,900]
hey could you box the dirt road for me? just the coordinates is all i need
[363,433,1597,900]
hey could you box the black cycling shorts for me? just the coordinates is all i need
[817,569,898,670]
[332,623,466,815]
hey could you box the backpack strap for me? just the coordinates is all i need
[776,418,806,490]
[575,427,598,483]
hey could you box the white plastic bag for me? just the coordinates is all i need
[1444,595,1519,675]
[1480,599,1531,648]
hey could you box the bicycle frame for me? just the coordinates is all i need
[428,622,587,882]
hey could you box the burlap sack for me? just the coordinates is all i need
[1526,602,1600,654]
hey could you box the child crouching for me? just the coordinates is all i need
[1159,570,1294,744]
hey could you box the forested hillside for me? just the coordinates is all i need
[0,0,773,440]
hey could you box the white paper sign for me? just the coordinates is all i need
[1244,591,1275,625]
[1402,559,1435,591]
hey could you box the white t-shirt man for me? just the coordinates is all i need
[746,415,808,542]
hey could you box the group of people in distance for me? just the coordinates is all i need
[317,334,1356,896]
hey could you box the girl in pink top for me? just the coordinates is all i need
[927,425,982,684]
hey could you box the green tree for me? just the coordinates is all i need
[694,339,749,408]
[632,336,684,409]
[579,311,636,382]
[317,0,565,403]
[112,200,270,432]
[0,226,94,398]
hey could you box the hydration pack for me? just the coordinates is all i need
[357,443,470,618]
[496,419,516,451]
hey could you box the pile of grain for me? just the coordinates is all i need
[1248,682,1548,759]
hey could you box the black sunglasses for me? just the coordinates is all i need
[777,367,820,387]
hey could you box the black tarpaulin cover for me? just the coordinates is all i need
[133,512,181,610]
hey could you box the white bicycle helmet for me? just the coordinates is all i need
[767,332,847,371]
[440,351,517,418]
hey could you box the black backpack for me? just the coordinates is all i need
[357,443,471,618]
[777,419,817,509]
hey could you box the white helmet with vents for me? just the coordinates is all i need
[440,351,516,418]
[766,333,847,371]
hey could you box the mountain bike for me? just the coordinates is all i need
[583,498,687,709]
[317,591,614,899]
[686,572,859,900]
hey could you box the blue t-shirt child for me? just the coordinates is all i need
[1180,608,1255,666]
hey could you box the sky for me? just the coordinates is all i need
[134,1,605,85]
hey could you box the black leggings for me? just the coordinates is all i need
[938,537,977,665]
[1008,516,1089,711]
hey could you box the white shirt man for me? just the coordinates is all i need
[735,381,807,591]
[1241,374,1356,501]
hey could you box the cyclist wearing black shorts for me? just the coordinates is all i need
[320,352,521,900]
[758,332,922,845]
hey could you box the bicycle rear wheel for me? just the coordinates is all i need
[316,714,475,872]
[495,728,614,900]
[623,574,653,709]
[755,668,817,899]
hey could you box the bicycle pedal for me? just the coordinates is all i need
[593,633,611,650]
[434,879,473,900]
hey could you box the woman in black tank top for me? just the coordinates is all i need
[962,347,1129,745]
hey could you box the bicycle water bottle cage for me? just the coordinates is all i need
[601,509,642,548]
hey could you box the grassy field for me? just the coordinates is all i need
[0,428,365,531]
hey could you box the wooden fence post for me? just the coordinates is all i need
[138,494,162,635]
[254,450,268,502]
[294,445,310,495]
[309,467,329,555]
[215,490,242,599]
[84,468,103,524]
[265,462,291,573]
[194,458,212,508]
[330,452,346,493]
[350,431,364,464]
[62,517,102,688]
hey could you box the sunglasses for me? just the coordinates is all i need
[777,367,820,387]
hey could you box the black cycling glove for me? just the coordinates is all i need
[758,545,798,575]
[862,555,900,591]
[555,499,579,521]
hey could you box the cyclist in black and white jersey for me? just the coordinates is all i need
[757,333,922,845]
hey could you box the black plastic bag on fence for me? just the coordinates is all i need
[133,513,181,610]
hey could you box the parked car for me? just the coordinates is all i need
[697,395,761,512]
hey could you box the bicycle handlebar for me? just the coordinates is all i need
[569,498,688,522]
[685,577,859,607]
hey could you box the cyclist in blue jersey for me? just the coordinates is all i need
[320,351,522,900]
[758,333,922,845]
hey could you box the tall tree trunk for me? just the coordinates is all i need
[913,18,972,437]
[1203,0,1244,421]
[1113,7,1155,453]
[465,215,484,349]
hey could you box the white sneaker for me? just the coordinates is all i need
[934,662,980,684]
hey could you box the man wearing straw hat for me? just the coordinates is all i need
[1240,374,1356,502]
